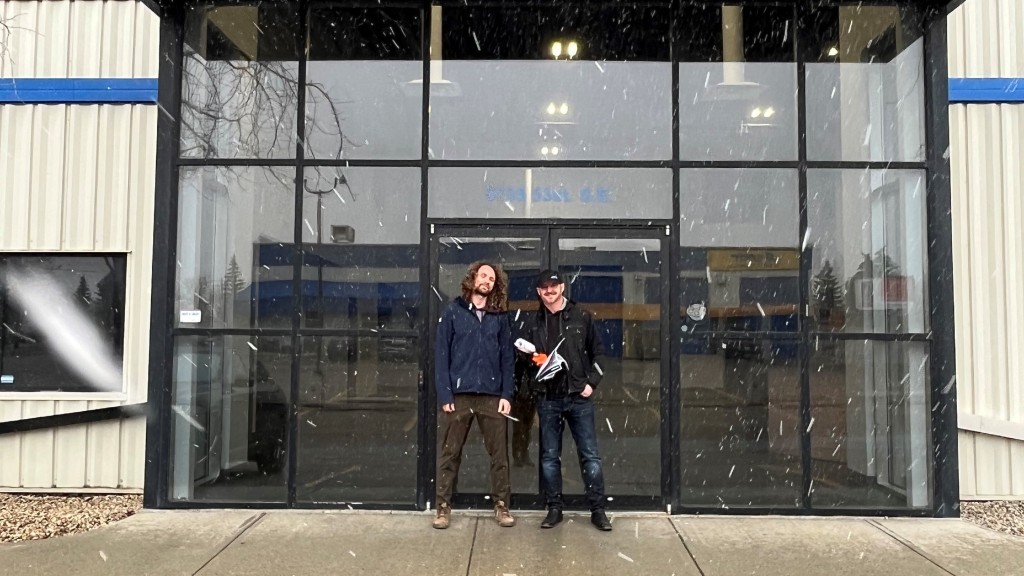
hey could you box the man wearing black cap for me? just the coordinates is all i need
[518,269,612,531]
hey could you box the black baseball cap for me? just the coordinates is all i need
[536,269,564,288]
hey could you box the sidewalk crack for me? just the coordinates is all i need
[465,518,480,576]
[866,519,958,576]
[668,518,707,576]
[192,512,267,576]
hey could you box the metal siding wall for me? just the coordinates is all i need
[950,0,1024,500]
[1,0,151,80]
[0,104,154,489]
[0,0,157,491]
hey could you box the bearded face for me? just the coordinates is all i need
[474,265,496,297]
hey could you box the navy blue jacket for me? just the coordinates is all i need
[435,297,514,406]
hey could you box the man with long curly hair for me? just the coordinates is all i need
[432,261,516,529]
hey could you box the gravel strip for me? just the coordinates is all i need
[961,501,1024,538]
[0,494,142,543]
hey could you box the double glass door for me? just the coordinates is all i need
[429,225,668,509]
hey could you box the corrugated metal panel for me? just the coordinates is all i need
[63,105,100,250]
[0,105,33,249]
[1,1,153,80]
[119,416,145,488]
[86,401,122,487]
[951,0,1024,78]
[20,401,55,487]
[0,103,154,490]
[28,105,67,250]
[53,400,89,487]
[952,101,1024,499]
[125,105,156,403]
[958,432,978,499]
[94,105,132,249]
[133,1,159,78]
[0,402,22,486]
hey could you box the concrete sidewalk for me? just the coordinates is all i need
[2,510,1023,576]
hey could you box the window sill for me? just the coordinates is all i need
[0,391,129,402]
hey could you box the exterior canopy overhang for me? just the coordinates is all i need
[142,0,970,18]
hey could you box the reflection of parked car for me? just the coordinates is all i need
[249,361,287,475]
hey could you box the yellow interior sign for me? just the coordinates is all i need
[707,249,800,271]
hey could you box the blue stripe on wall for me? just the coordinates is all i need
[0,78,158,104]
[0,77,1021,105]
[948,78,1023,103]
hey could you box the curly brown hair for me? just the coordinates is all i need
[460,261,508,311]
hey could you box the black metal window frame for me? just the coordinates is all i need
[145,0,958,516]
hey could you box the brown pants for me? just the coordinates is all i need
[436,394,510,508]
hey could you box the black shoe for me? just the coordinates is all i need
[591,510,612,531]
[541,508,563,529]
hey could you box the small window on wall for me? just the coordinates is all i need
[0,255,127,393]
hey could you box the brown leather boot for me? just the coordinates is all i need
[432,503,451,529]
[494,500,515,527]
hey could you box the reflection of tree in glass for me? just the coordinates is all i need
[73,275,93,307]
[813,260,844,325]
[180,53,349,160]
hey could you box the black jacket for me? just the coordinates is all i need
[435,297,515,406]
[517,299,606,398]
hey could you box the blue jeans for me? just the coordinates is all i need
[538,395,606,512]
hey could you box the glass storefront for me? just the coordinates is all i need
[161,0,942,513]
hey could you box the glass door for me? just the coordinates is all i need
[429,226,666,509]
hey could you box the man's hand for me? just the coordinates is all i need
[498,399,511,415]
[442,403,455,413]
[581,384,593,398]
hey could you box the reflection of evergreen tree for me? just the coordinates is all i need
[813,260,844,321]
[223,255,246,294]
[74,275,92,306]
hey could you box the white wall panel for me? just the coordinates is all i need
[125,105,156,403]
[85,401,122,487]
[133,1,159,78]
[118,416,145,488]
[0,106,33,249]
[951,0,1024,78]
[19,401,55,487]
[1,103,155,490]
[28,105,66,250]
[69,1,103,77]
[53,400,89,487]
[100,0,136,77]
[0,402,22,486]
[1,1,153,79]
[951,100,1024,499]
[2,1,39,78]
[63,105,100,250]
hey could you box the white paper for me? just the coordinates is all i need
[179,310,202,323]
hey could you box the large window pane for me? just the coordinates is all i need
[0,255,126,393]
[296,335,418,504]
[181,5,300,159]
[555,236,662,497]
[176,167,296,330]
[169,335,291,503]
[678,5,796,161]
[681,336,801,507]
[305,7,422,160]
[300,167,420,330]
[428,167,672,220]
[810,340,932,509]
[803,5,925,162]
[680,169,798,249]
[807,170,928,334]
[429,6,671,160]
